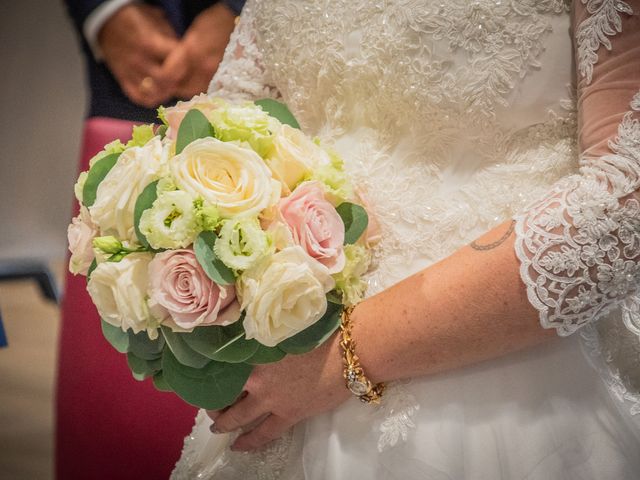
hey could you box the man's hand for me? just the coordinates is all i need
[160,3,237,100]
[99,4,179,108]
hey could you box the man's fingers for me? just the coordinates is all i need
[159,45,190,92]
[211,394,269,435]
[231,415,294,452]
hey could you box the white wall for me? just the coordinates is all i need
[0,0,86,262]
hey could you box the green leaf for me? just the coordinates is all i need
[336,202,369,245]
[184,322,259,363]
[162,348,253,409]
[101,319,130,353]
[176,109,215,154]
[86,259,98,282]
[194,231,235,286]
[127,352,162,380]
[82,152,120,207]
[255,99,300,129]
[278,301,343,355]
[161,326,211,369]
[127,330,164,360]
[156,124,168,139]
[133,180,159,249]
[152,372,173,392]
[246,344,287,364]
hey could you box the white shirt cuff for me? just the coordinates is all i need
[83,0,135,61]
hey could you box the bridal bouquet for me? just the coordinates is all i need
[67,95,373,409]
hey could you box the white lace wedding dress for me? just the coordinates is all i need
[172,1,640,478]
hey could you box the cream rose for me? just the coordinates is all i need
[170,137,280,218]
[148,249,241,331]
[87,253,158,335]
[90,137,167,245]
[239,246,335,347]
[67,205,98,275]
[267,125,331,193]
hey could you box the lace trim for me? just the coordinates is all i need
[576,0,634,84]
[514,92,640,336]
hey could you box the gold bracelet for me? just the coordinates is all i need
[339,304,385,404]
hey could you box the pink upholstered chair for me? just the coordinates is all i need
[56,117,196,479]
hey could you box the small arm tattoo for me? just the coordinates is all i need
[469,220,516,251]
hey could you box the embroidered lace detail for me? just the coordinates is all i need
[376,382,420,452]
[514,93,640,335]
[207,3,280,101]
[576,0,634,84]
[171,410,299,480]
[252,0,569,143]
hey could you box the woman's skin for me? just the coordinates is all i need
[208,221,557,451]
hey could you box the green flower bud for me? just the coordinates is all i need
[93,236,123,254]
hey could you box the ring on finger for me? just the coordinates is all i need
[139,76,155,95]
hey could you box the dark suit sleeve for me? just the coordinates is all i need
[221,0,244,15]
[62,0,109,33]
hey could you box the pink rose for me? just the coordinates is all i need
[278,181,345,273]
[67,206,98,275]
[163,94,221,140]
[148,249,240,331]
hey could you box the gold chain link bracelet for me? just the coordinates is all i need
[339,305,385,404]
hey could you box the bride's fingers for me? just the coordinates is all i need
[231,415,293,452]
[211,394,269,434]
[206,391,249,422]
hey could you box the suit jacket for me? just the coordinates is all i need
[64,0,245,123]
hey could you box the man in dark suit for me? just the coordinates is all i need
[64,0,244,121]
[57,2,243,479]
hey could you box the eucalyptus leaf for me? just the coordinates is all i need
[101,319,129,354]
[152,372,173,392]
[127,329,164,360]
[127,352,161,380]
[162,348,253,409]
[161,326,211,369]
[82,152,120,207]
[278,301,343,355]
[176,109,215,154]
[246,344,287,364]
[336,202,369,245]
[184,322,259,363]
[194,231,235,286]
[133,180,159,249]
[255,98,300,129]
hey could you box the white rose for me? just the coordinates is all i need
[89,137,167,245]
[67,205,98,275]
[87,253,157,335]
[239,246,335,347]
[267,125,331,193]
[171,137,280,218]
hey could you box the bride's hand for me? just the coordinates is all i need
[207,333,350,452]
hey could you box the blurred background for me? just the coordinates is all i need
[0,0,84,478]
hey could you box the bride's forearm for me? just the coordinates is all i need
[351,220,556,384]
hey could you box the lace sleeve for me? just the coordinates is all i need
[513,0,640,336]
[207,0,280,101]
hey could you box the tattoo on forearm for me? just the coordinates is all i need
[470,220,516,251]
